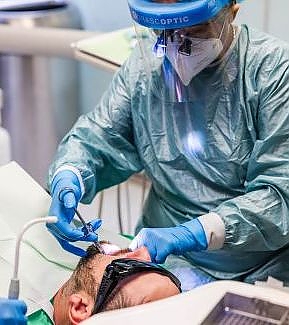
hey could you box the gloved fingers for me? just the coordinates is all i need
[62,191,77,209]
[89,218,102,231]
[155,251,168,264]
[0,299,27,324]
[56,237,86,257]
[57,184,81,208]
[3,299,27,314]
[146,245,158,263]
[47,219,102,243]
[20,317,28,325]
[7,316,28,325]
[47,221,88,242]
[78,218,102,242]
[129,229,158,263]
[0,298,27,313]
[17,314,28,325]
[14,300,27,315]
[78,226,98,242]
[129,234,142,251]
[87,219,102,232]
[129,228,152,250]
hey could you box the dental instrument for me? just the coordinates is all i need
[8,216,58,299]
[57,187,105,254]
[73,207,106,254]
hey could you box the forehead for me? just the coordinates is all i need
[120,268,180,303]
[86,254,181,307]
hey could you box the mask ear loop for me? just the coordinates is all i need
[216,10,237,61]
[218,13,229,40]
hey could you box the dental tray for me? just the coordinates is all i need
[201,292,289,324]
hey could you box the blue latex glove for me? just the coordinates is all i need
[0,298,27,325]
[129,219,208,264]
[47,170,102,256]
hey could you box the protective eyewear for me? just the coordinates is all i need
[92,258,182,314]
[152,7,229,57]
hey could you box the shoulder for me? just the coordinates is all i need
[116,45,148,96]
[240,25,289,66]
[120,45,145,76]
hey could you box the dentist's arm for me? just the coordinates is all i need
[47,168,102,256]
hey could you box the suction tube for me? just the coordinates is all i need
[8,216,58,299]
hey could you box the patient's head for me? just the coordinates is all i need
[53,244,180,325]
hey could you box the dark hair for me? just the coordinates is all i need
[61,245,99,299]
[60,245,133,314]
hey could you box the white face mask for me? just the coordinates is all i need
[165,36,223,86]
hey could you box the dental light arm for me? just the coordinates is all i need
[8,216,58,299]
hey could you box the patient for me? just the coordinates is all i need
[53,243,181,325]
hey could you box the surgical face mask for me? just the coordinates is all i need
[165,37,223,85]
[164,18,228,85]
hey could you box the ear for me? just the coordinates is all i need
[68,293,93,325]
[124,247,151,261]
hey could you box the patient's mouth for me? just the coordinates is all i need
[91,240,132,255]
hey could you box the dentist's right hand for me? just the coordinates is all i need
[0,298,27,325]
[47,169,102,257]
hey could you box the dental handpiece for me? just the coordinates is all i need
[72,208,105,254]
[8,216,58,299]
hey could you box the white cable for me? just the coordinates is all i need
[8,216,58,299]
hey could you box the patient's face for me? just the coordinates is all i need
[53,245,180,325]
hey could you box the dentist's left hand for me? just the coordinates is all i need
[129,219,208,264]
[47,170,102,256]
